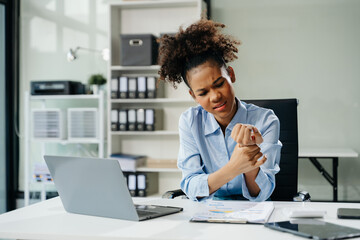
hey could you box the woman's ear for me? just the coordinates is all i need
[227,66,236,83]
[189,89,197,101]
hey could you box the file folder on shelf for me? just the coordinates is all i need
[145,109,163,131]
[119,76,128,99]
[127,109,136,131]
[137,172,159,197]
[136,109,145,131]
[111,77,119,99]
[128,174,137,197]
[137,77,147,98]
[146,76,156,98]
[118,109,128,131]
[111,109,118,131]
[128,77,137,98]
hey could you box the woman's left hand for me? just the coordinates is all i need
[231,124,263,146]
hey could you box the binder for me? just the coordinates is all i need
[128,77,137,98]
[137,77,147,98]
[111,109,118,131]
[118,109,128,131]
[137,172,159,197]
[144,109,163,131]
[111,77,119,99]
[127,109,136,131]
[145,109,155,131]
[119,76,128,98]
[128,173,137,197]
[146,76,156,98]
[136,109,145,131]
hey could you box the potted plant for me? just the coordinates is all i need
[88,74,107,94]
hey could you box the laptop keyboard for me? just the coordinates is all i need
[137,209,158,217]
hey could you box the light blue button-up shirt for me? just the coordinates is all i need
[178,98,282,202]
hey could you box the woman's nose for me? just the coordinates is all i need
[210,90,221,103]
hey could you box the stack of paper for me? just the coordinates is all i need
[190,200,274,224]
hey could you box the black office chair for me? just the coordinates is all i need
[163,98,309,201]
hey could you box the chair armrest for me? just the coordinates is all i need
[162,189,186,199]
[293,191,311,202]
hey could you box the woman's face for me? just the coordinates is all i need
[187,60,237,128]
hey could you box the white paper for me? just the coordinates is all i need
[191,200,274,224]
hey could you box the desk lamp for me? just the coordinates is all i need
[67,46,109,62]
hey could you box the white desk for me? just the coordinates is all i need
[299,148,358,202]
[1,197,360,240]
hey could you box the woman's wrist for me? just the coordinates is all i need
[244,167,260,180]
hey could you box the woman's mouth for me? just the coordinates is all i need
[213,101,227,111]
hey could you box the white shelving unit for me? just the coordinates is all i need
[23,91,105,206]
[106,0,205,194]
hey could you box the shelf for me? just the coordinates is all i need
[111,65,160,71]
[32,139,102,144]
[30,94,101,100]
[105,0,199,9]
[111,98,194,104]
[136,167,180,173]
[111,130,179,136]
[137,158,180,172]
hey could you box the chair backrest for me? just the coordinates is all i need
[244,99,298,201]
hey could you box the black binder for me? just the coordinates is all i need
[111,109,119,131]
[118,109,128,131]
[119,76,128,98]
[111,77,119,99]
[128,77,137,98]
[136,109,145,131]
[137,172,159,197]
[145,109,155,131]
[127,109,136,131]
[147,76,156,98]
[128,173,137,197]
[137,77,147,98]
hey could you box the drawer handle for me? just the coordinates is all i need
[129,39,143,46]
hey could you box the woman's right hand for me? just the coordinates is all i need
[228,144,267,176]
[231,124,263,146]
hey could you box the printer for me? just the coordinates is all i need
[31,81,85,95]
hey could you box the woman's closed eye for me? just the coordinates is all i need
[215,80,225,88]
[198,91,208,96]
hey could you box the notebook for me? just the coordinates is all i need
[44,155,183,221]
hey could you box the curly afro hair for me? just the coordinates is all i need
[158,19,240,88]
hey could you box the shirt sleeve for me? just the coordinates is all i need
[177,111,211,202]
[241,109,282,202]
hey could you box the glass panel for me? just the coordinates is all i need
[0,3,6,213]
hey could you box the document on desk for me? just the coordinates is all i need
[190,200,274,224]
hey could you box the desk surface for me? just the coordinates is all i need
[1,197,360,240]
[299,147,358,158]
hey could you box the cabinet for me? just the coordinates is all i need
[23,91,105,206]
[107,0,206,195]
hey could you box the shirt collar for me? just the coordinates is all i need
[204,97,247,136]
[226,98,248,132]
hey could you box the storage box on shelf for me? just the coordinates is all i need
[107,0,206,195]
[23,91,105,206]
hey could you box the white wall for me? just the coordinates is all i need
[19,0,109,191]
[20,0,360,201]
[212,0,360,201]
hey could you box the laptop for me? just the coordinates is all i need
[44,155,183,221]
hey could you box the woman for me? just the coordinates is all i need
[158,19,282,202]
